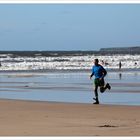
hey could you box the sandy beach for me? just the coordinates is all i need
[0,71,140,136]
[0,99,140,136]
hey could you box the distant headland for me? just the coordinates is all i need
[99,46,140,54]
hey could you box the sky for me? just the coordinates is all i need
[0,4,140,51]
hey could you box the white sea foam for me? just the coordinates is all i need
[0,54,140,71]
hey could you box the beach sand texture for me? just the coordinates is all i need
[0,99,140,136]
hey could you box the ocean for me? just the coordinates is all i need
[0,51,140,105]
[0,51,140,71]
[0,70,140,106]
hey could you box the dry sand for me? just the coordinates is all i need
[0,99,140,136]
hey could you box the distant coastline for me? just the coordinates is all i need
[0,46,140,57]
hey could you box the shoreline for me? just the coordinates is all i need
[0,99,140,136]
[1,98,140,107]
[0,68,140,73]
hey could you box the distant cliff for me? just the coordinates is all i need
[100,47,140,54]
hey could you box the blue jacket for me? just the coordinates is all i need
[91,64,107,79]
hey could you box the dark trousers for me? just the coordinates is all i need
[94,78,107,99]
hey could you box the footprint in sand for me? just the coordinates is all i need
[98,124,118,128]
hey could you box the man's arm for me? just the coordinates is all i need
[90,66,94,79]
[101,67,107,79]
[90,72,94,79]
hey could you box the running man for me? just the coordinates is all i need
[90,59,111,104]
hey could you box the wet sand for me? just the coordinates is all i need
[0,99,140,136]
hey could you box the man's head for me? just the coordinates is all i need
[94,59,99,65]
